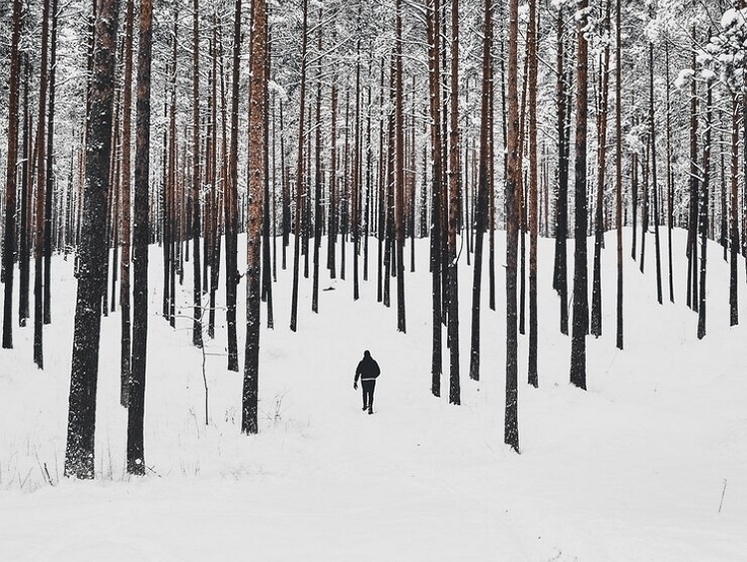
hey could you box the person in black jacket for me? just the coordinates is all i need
[354,350,380,414]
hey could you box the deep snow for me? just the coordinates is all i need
[0,229,745,561]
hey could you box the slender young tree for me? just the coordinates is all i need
[591,1,610,337]
[64,0,120,479]
[2,0,22,349]
[505,0,520,451]
[191,0,204,348]
[649,30,663,305]
[615,0,623,350]
[225,0,241,370]
[553,6,570,336]
[243,0,267,435]
[33,0,52,369]
[119,0,134,407]
[697,78,712,340]
[729,92,739,326]
[527,0,539,387]
[395,0,407,332]
[446,0,460,405]
[127,0,152,475]
[290,0,308,333]
[426,0,443,397]
[570,0,589,391]
[469,0,491,382]
[43,0,59,327]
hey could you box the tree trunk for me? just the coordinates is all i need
[119,0,134,408]
[505,0,520,451]
[570,0,589,391]
[553,7,569,336]
[191,0,203,349]
[395,0,406,332]
[591,3,610,338]
[426,0,443,397]
[447,0,460,405]
[127,0,152,475]
[615,0,623,350]
[33,0,52,369]
[64,0,119,480]
[697,80,712,340]
[290,0,308,333]
[225,0,241,369]
[243,0,266,435]
[469,0,491,383]
[2,0,22,349]
[527,0,539,386]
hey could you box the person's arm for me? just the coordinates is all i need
[354,363,360,389]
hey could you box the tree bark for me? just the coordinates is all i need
[127,0,152,475]
[65,0,120,479]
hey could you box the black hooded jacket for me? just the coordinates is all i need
[355,351,380,383]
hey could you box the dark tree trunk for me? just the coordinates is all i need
[649,39,663,305]
[290,0,308,332]
[127,0,152,475]
[395,0,406,332]
[243,0,266,435]
[615,0,623,349]
[730,94,739,326]
[191,0,203,349]
[2,0,22,349]
[225,0,241,370]
[505,0,520,452]
[64,0,120,480]
[570,0,589,391]
[426,0,443,397]
[119,0,134,408]
[447,0,460,405]
[527,0,539,386]
[33,0,52,369]
[697,80,712,340]
[553,7,570,336]
[469,0,491,383]
[43,0,59,327]
[591,3,610,338]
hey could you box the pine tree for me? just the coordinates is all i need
[65,0,120,480]
[127,0,152,475]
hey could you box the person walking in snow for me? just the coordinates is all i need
[354,350,380,414]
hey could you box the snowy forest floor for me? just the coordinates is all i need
[1,229,746,561]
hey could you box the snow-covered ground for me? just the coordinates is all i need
[1,229,745,561]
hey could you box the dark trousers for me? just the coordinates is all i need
[361,380,376,412]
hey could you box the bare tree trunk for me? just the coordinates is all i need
[697,79,712,340]
[505,0,520,451]
[553,6,570,336]
[2,0,22,349]
[426,0,443,397]
[127,0,152,475]
[591,2,610,337]
[469,0,491,383]
[225,0,241,370]
[730,93,739,326]
[33,0,52,369]
[119,0,134,407]
[243,0,266,435]
[191,0,203,349]
[290,0,308,333]
[615,0,623,349]
[64,0,119,480]
[570,0,589,391]
[446,0,460,405]
[395,0,406,332]
[527,0,539,387]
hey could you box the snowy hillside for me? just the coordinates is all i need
[1,229,745,561]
